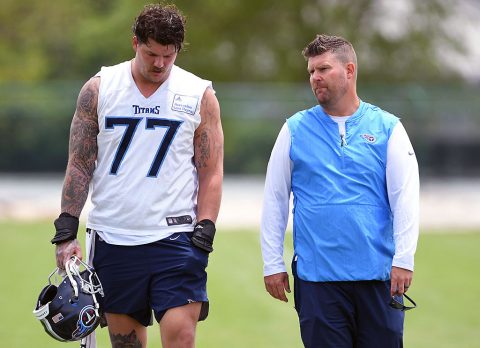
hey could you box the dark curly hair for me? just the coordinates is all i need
[132,3,186,52]
[302,34,356,67]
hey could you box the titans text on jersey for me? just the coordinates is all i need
[132,105,161,115]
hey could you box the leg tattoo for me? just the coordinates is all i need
[109,329,142,348]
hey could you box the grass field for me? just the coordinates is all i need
[2,220,480,347]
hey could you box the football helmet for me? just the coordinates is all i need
[33,256,104,342]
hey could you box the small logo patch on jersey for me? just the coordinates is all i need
[172,94,199,115]
[361,133,376,143]
[166,215,193,226]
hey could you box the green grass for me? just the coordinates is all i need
[1,220,480,347]
[404,232,480,348]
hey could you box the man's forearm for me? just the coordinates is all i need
[60,77,100,217]
[61,161,94,217]
[196,172,222,223]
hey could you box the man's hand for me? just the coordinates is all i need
[390,266,413,296]
[264,272,291,302]
[55,239,82,270]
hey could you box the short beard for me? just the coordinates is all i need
[315,80,348,111]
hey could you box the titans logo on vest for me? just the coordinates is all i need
[361,133,377,143]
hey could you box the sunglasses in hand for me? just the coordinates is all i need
[389,293,417,311]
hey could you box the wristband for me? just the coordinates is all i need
[191,219,216,253]
[51,213,79,244]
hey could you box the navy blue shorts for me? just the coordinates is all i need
[292,261,404,348]
[92,232,209,327]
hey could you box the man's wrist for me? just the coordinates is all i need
[191,219,216,253]
[51,213,79,244]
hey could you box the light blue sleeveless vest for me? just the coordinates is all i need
[287,101,399,281]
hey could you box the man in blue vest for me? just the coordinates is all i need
[261,34,419,347]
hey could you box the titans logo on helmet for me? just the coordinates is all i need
[72,305,98,339]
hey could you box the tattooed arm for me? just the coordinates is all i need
[194,87,223,223]
[55,77,99,268]
[62,77,99,216]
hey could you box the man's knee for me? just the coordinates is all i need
[160,322,196,348]
[174,326,196,347]
[159,303,200,348]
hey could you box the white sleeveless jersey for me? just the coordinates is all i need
[86,61,212,245]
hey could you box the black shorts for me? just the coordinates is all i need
[92,232,209,327]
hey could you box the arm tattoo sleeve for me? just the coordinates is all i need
[61,78,99,217]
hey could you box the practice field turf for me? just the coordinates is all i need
[2,220,480,347]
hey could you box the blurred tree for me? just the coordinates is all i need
[0,0,471,83]
[0,0,90,80]
[174,0,466,83]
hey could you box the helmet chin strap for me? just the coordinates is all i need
[66,257,80,299]
[65,256,103,348]
[65,256,103,315]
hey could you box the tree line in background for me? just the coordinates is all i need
[0,0,472,83]
[1,0,479,176]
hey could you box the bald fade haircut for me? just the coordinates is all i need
[302,34,357,74]
[132,3,186,52]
